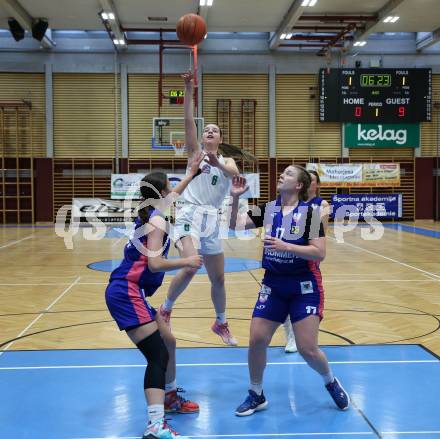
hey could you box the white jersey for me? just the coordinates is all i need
[181,154,230,210]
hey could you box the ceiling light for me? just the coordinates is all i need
[354,41,367,47]
[384,16,399,23]
[101,12,109,20]
[118,39,125,45]
[108,12,115,20]
[280,33,287,39]
[301,0,318,6]
[199,0,206,5]
[286,33,293,39]
[207,0,214,5]
[113,38,119,44]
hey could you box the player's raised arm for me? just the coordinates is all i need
[182,71,201,158]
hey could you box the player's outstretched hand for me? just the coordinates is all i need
[230,175,249,198]
[186,255,203,269]
[181,71,194,91]
[204,151,221,168]
[188,152,204,178]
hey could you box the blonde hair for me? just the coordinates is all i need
[289,165,311,201]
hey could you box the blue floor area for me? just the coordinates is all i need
[88,256,261,275]
[384,223,440,239]
[1,345,439,439]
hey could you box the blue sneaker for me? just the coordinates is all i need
[235,390,268,416]
[325,377,350,410]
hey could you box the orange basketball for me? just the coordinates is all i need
[176,13,207,46]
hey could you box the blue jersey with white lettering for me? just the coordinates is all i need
[109,211,170,296]
[247,198,324,283]
[307,196,324,210]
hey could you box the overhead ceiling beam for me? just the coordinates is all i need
[349,0,406,47]
[269,0,305,50]
[416,28,440,51]
[1,0,55,48]
[99,0,126,47]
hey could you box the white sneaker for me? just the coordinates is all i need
[285,336,298,353]
[283,319,297,353]
[143,418,188,439]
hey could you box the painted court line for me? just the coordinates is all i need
[0,234,33,250]
[72,433,375,438]
[0,359,438,370]
[329,237,440,280]
[69,432,440,438]
[0,276,81,356]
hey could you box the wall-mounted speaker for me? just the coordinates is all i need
[8,18,25,41]
[32,19,48,41]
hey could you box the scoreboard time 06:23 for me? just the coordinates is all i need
[319,68,432,123]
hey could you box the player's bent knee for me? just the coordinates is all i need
[297,344,319,360]
[182,266,199,277]
[137,330,169,390]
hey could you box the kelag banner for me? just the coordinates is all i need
[307,163,400,187]
[331,194,403,219]
[343,123,419,148]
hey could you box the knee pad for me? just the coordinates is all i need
[137,330,169,390]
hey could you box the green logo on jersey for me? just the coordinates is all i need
[211,175,218,185]
[184,224,190,232]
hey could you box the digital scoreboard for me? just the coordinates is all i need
[319,68,432,123]
[168,89,185,104]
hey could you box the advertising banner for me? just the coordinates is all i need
[331,193,403,219]
[307,163,400,187]
[343,123,419,148]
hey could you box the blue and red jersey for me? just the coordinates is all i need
[109,212,170,297]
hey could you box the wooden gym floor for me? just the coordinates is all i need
[0,220,439,356]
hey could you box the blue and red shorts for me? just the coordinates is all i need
[253,265,324,324]
[105,279,156,331]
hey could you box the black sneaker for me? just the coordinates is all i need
[235,390,268,417]
[325,377,350,410]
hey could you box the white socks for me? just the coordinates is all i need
[165,380,177,393]
[216,312,226,324]
[250,382,263,395]
[321,370,335,385]
[163,298,175,312]
[147,404,164,425]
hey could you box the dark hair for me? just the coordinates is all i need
[290,165,311,201]
[308,170,321,196]
[206,124,257,164]
[138,171,168,224]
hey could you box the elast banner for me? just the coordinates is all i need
[343,123,420,148]
[331,194,403,219]
[111,173,260,200]
[306,163,400,187]
[72,198,139,223]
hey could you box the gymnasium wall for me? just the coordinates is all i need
[0,73,46,156]
[0,69,439,222]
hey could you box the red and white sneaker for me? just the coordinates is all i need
[143,418,188,438]
[165,388,199,414]
[159,305,172,328]
[211,321,238,346]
